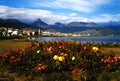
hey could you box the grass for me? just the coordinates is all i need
[0,40,30,55]
[101,47,120,55]
[97,70,120,81]
[0,40,120,55]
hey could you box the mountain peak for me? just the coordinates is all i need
[34,18,45,23]
[36,18,42,22]
[0,18,37,29]
[50,22,65,30]
[54,22,65,26]
[31,18,50,29]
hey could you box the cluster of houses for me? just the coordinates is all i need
[0,27,94,38]
[0,27,42,37]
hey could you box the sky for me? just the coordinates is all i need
[0,0,120,24]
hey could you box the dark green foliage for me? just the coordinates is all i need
[2,41,120,80]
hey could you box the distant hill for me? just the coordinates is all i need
[31,18,50,29]
[97,21,120,30]
[0,18,41,29]
[1,18,120,35]
[58,27,103,33]
[49,21,101,33]
[31,19,102,33]
[67,22,100,27]
[50,22,65,30]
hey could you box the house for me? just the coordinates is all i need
[11,30,18,36]
[22,28,38,36]
[7,28,13,36]
[0,27,7,36]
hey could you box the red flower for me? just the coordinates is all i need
[13,59,17,63]
[64,53,69,57]
[91,50,95,53]
[2,52,11,60]
[34,64,47,72]
[72,68,81,77]
[10,56,15,60]
[49,51,53,55]
[60,53,69,58]
[60,53,64,56]
[40,66,46,71]
[38,64,42,67]
[27,45,31,49]
[16,58,21,62]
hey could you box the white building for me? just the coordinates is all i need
[11,30,18,36]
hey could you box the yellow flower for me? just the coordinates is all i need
[92,47,99,52]
[58,56,65,61]
[53,55,59,60]
[72,56,75,60]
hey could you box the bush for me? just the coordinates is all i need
[2,41,120,80]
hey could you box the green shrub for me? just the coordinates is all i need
[2,41,120,80]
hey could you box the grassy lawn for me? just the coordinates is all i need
[0,40,30,55]
[0,40,120,55]
[102,47,120,54]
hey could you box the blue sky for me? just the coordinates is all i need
[0,0,120,24]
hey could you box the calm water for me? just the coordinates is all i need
[32,36,120,43]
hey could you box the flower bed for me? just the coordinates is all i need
[2,40,120,81]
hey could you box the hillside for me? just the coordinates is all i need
[0,19,40,29]
[31,18,50,29]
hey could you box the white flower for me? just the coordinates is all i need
[72,56,75,60]
[37,50,41,53]
[53,55,59,60]
[48,47,52,51]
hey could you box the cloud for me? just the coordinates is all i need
[0,5,88,24]
[89,14,120,22]
[0,5,120,24]
[69,13,78,17]
[34,0,110,13]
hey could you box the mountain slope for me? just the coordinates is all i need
[50,22,65,30]
[31,18,50,29]
[97,21,120,30]
[50,21,101,33]
[0,18,38,29]
[67,22,100,27]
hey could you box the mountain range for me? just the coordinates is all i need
[31,18,49,29]
[97,21,120,30]
[0,18,120,33]
[67,22,100,27]
[0,18,41,29]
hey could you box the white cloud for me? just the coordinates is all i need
[89,14,120,22]
[34,0,110,13]
[0,5,88,24]
[69,13,78,17]
[0,5,120,24]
